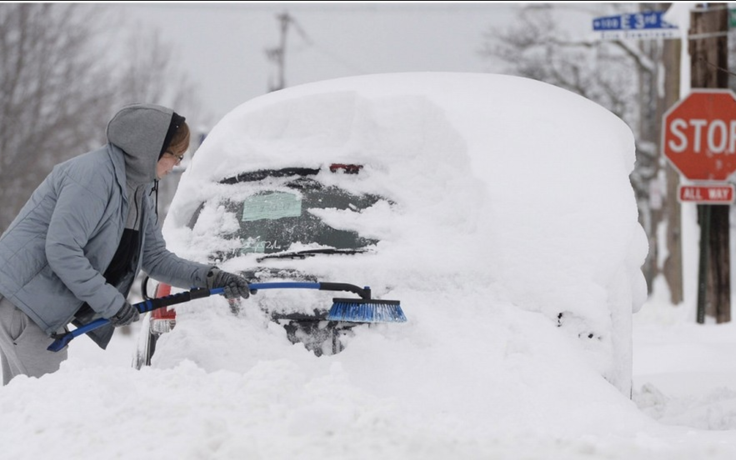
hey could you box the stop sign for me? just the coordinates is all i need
[662,89,736,181]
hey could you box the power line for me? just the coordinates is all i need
[286,13,368,74]
[265,10,369,90]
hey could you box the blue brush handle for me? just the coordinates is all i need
[248,282,370,299]
[48,282,369,352]
[47,287,226,352]
[249,282,320,291]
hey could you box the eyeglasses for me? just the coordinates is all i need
[167,151,184,165]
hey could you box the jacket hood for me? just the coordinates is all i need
[106,104,173,186]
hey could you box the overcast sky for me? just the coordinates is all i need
[111,2,527,126]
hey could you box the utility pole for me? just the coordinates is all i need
[662,2,684,305]
[265,11,292,92]
[690,3,730,323]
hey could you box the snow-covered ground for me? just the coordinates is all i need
[632,279,736,435]
[1,291,733,460]
[0,73,734,459]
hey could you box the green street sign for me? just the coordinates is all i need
[730,8,736,28]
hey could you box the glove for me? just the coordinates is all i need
[206,268,250,300]
[108,301,140,327]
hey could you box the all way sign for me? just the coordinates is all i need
[679,184,735,204]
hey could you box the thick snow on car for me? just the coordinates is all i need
[134,72,647,397]
[135,162,396,364]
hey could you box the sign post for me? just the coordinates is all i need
[663,89,735,324]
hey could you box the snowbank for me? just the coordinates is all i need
[0,73,671,460]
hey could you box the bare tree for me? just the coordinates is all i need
[0,4,117,231]
[114,26,210,129]
[0,4,208,233]
[480,3,667,295]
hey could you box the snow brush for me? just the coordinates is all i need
[247,281,407,324]
[47,287,226,352]
[47,282,405,352]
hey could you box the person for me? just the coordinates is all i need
[0,103,250,385]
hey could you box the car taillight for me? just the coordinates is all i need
[329,163,363,174]
[151,283,176,334]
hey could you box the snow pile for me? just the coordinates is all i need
[632,283,736,432]
[6,73,727,460]
[165,72,647,393]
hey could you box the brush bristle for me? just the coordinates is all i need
[327,299,407,323]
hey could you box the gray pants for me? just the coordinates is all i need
[0,295,67,385]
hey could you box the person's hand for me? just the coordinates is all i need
[206,268,250,299]
[109,301,140,327]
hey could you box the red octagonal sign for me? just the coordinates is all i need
[662,89,736,181]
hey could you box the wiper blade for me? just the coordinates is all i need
[220,167,320,184]
[256,248,367,262]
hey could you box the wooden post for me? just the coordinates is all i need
[266,11,291,93]
[690,3,731,324]
[662,3,684,304]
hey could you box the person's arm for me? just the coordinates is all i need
[45,176,125,319]
[140,194,212,289]
[141,194,250,299]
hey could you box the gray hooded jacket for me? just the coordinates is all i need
[0,104,211,346]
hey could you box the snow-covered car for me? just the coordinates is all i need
[134,72,647,397]
[135,162,395,366]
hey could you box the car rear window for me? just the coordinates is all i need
[187,169,387,259]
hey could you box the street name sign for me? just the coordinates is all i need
[593,11,678,40]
